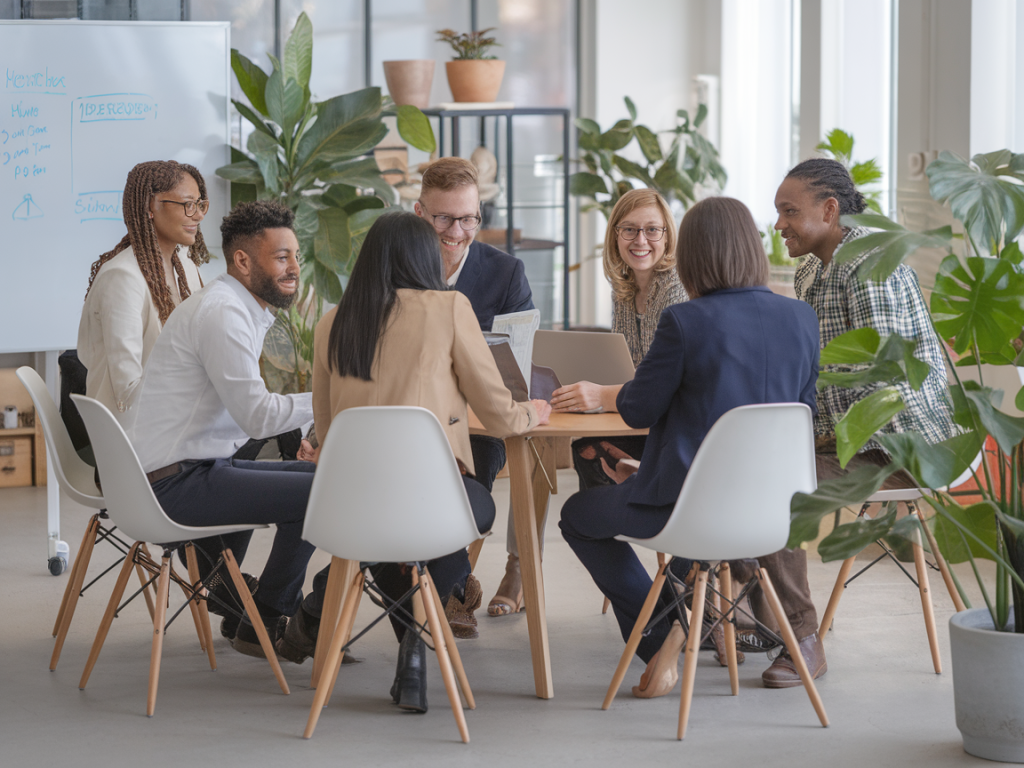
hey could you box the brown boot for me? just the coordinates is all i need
[761,631,827,689]
[444,574,482,639]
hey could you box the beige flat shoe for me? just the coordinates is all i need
[487,554,524,617]
[632,620,685,698]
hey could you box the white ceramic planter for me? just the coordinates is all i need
[949,608,1024,763]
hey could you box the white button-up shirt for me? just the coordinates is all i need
[126,274,313,473]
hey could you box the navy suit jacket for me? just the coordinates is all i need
[617,286,820,508]
[453,241,534,332]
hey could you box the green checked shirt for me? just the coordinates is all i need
[794,226,958,452]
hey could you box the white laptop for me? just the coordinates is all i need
[532,330,636,387]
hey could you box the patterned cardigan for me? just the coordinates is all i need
[611,270,688,365]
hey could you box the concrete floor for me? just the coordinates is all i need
[0,471,1004,767]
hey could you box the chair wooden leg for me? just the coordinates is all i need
[146,554,171,717]
[171,561,207,654]
[427,567,476,710]
[416,568,470,744]
[601,596,611,614]
[757,568,829,727]
[137,544,159,621]
[303,569,364,739]
[53,514,100,637]
[323,571,364,708]
[603,553,669,710]
[311,557,354,689]
[80,542,140,690]
[911,529,942,674]
[223,549,290,695]
[467,538,485,572]
[184,543,216,669]
[718,562,739,696]
[818,556,856,636]
[677,568,708,740]
[914,506,966,612]
[50,515,102,670]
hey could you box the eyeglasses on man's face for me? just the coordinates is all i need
[159,199,210,218]
[615,226,667,242]
[418,201,482,232]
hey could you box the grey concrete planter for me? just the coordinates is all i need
[950,608,1024,762]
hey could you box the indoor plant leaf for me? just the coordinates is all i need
[294,87,385,171]
[816,507,898,562]
[612,155,654,188]
[215,156,264,186]
[247,130,282,194]
[624,96,637,121]
[264,68,305,142]
[318,156,397,204]
[312,260,343,304]
[232,99,276,139]
[930,498,1000,564]
[395,104,436,153]
[875,430,986,490]
[575,117,601,136]
[817,329,930,392]
[313,206,351,274]
[598,125,633,152]
[283,11,313,92]
[955,381,1024,455]
[787,463,895,549]
[835,214,954,282]
[231,50,269,116]
[834,386,906,466]
[931,254,1024,357]
[569,171,608,198]
[634,125,662,164]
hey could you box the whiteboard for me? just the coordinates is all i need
[0,21,230,354]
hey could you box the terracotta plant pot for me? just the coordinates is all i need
[383,60,435,109]
[445,60,506,103]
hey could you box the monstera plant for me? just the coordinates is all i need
[216,13,436,392]
[569,97,727,221]
[786,148,1024,635]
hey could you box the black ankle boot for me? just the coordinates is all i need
[390,630,427,713]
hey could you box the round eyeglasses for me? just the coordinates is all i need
[159,199,210,218]
[615,226,667,242]
[418,201,482,232]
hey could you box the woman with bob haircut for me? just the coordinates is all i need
[559,196,820,699]
[286,210,551,713]
[489,188,687,617]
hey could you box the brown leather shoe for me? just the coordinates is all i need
[444,574,482,639]
[761,631,827,689]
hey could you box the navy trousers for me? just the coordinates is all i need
[153,458,317,616]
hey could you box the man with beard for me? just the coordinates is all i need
[125,200,317,658]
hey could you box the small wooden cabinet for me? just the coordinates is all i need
[0,369,47,488]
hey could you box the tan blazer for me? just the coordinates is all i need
[312,289,537,477]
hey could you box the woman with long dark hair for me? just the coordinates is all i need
[281,210,551,712]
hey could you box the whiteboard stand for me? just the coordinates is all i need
[34,350,68,575]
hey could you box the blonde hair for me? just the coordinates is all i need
[675,197,769,298]
[420,156,478,192]
[602,189,676,303]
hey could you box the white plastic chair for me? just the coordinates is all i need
[71,394,290,716]
[602,403,829,739]
[817,452,983,673]
[300,406,482,742]
[16,366,156,671]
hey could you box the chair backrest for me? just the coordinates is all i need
[71,393,234,545]
[303,406,481,563]
[16,366,103,509]
[637,403,816,562]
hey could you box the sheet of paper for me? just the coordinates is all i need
[491,309,540,394]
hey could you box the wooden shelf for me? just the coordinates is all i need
[0,427,36,437]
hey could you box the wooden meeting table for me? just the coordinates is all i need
[469,409,647,699]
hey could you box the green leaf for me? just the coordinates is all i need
[247,130,281,193]
[850,158,883,187]
[215,157,264,186]
[787,463,894,549]
[624,96,637,121]
[834,387,906,466]
[231,50,269,116]
[693,103,708,129]
[634,125,663,164]
[578,131,599,152]
[395,104,436,153]
[575,117,601,136]
[265,68,305,141]
[930,497,1000,563]
[314,206,351,274]
[598,126,633,152]
[312,261,343,304]
[283,11,313,91]
[955,381,1024,454]
[818,331,931,392]
[931,253,1024,358]
[612,155,654,187]
[817,128,854,162]
[876,430,985,490]
[1015,386,1024,412]
[927,149,1024,253]
[819,327,880,365]
[817,507,899,562]
[295,87,386,171]
[316,157,396,205]
[232,99,275,139]
[569,171,608,197]
[653,162,695,204]
[835,213,954,282]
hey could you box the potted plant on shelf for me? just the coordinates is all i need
[436,27,504,103]
[216,12,436,392]
[785,148,1024,762]
[382,59,435,109]
[815,128,885,213]
[569,97,727,223]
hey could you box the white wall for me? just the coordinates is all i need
[970,0,1021,156]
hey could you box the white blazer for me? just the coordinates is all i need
[77,246,202,422]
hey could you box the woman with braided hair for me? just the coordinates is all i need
[78,160,210,420]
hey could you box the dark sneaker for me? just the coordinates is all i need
[231,614,287,660]
[276,606,318,664]
[206,572,259,617]
[736,627,783,654]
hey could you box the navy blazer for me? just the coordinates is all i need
[454,241,534,331]
[617,286,820,508]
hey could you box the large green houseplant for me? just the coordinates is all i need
[785,148,1024,760]
[215,13,436,391]
[569,97,727,221]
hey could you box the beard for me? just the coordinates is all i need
[250,262,297,310]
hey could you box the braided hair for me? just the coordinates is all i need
[85,160,211,324]
[785,158,867,216]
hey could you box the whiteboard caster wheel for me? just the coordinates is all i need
[48,556,67,576]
